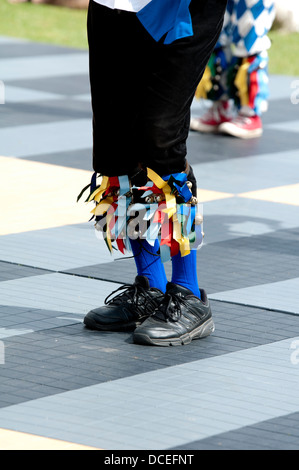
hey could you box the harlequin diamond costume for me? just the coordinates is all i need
[191,0,275,138]
[79,0,227,346]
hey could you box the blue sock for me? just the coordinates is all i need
[130,238,167,293]
[171,249,201,298]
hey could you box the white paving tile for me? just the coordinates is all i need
[266,120,299,134]
[0,225,113,271]
[1,53,88,81]
[70,94,91,102]
[0,273,121,315]
[192,149,299,194]
[0,328,34,340]
[201,196,299,244]
[4,85,63,103]
[210,278,299,314]
[269,75,299,101]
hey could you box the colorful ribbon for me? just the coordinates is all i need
[78,167,203,261]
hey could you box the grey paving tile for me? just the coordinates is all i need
[0,224,112,271]
[22,148,92,171]
[7,73,91,96]
[0,99,91,128]
[0,118,91,157]
[4,85,62,104]
[1,53,88,82]
[267,120,299,134]
[0,41,83,59]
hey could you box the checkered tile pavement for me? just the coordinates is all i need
[1,35,299,450]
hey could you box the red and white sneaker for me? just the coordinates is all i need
[219,114,263,139]
[190,101,232,133]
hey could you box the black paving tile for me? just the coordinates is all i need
[172,412,299,450]
[0,261,51,282]
[23,147,93,171]
[64,227,299,295]
[1,300,299,409]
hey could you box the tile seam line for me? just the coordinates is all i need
[0,259,124,285]
[0,260,51,274]
[210,298,299,317]
[1,260,299,316]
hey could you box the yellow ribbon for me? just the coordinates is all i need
[148,168,191,257]
[195,67,213,100]
[147,168,167,190]
[234,59,250,107]
[87,175,110,203]
[172,212,191,257]
[91,196,115,216]
[179,236,191,257]
[147,168,177,219]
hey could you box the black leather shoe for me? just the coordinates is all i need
[133,283,215,346]
[84,276,163,331]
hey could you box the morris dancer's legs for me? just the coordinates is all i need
[83,0,227,344]
[191,0,275,138]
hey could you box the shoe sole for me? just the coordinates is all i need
[133,318,215,347]
[219,123,263,139]
[190,121,220,133]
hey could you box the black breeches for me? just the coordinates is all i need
[88,0,227,177]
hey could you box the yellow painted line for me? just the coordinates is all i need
[238,183,299,206]
[0,156,92,235]
[197,188,234,203]
[0,428,100,450]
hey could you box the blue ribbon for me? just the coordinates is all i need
[163,172,193,203]
[137,0,193,45]
[114,176,131,239]
[90,172,97,194]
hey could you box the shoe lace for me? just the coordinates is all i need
[155,292,186,322]
[204,103,221,122]
[205,101,230,121]
[104,282,159,316]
